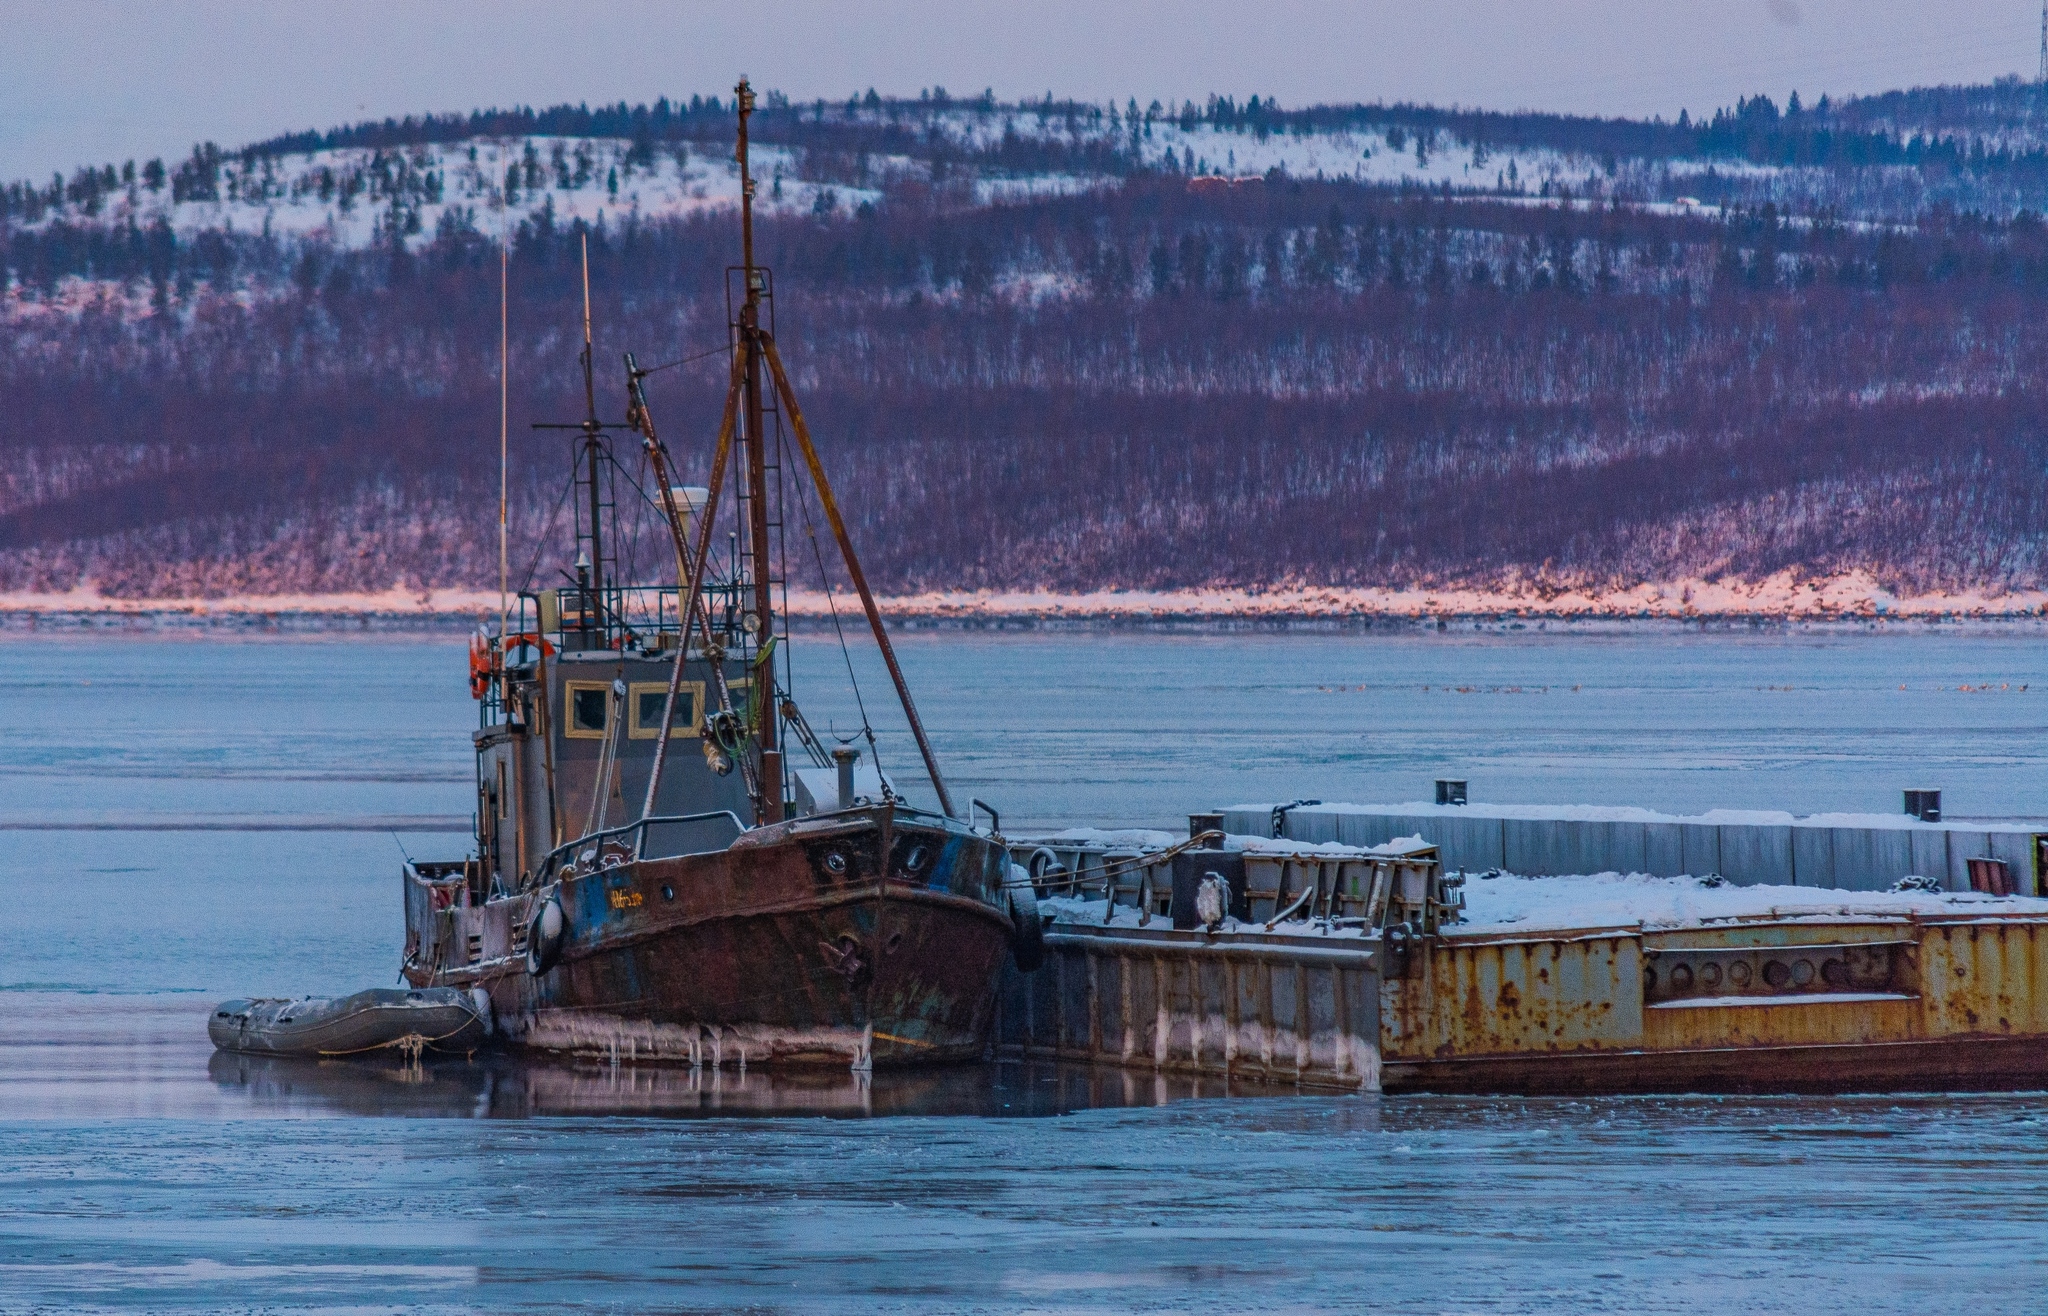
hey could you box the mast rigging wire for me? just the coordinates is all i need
[635,343,734,377]
[780,419,882,774]
[516,471,578,594]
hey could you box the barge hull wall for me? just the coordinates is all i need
[995,929,1380,1091]
[998,909,2048,1094]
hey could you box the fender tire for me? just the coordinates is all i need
[526,895,566,977]
[1008,887,1045,973]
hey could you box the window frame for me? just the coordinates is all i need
[563,679,616,740]
[628,680,704,739]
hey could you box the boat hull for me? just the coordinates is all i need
[406,806,1020,1069]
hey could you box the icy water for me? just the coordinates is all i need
[5,625,2048,1313]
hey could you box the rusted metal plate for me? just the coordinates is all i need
[1644,985,1922,1052]
[1382,931,1643,1062]
[1919,919,2048,1036]
[1384,915,2048,1092]
[1640,922,1920,1052]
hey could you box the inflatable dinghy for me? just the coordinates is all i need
[209,987,490,1058]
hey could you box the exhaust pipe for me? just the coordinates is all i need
[833,746,859,811]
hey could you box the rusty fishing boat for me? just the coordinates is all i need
[401,79,1041,1070]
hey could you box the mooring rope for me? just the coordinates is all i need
[1008,829,1226,893]
[313,1007,489,1058]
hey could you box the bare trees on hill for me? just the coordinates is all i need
[6,173,2048,597]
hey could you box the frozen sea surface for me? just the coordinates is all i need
[9,1059,2048,1313]
[4,628,2048,1312]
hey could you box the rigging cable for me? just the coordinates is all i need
[603,444,711,636]
[635,343,735,377]
[516,469,579,595]
[780,420,884,777]
[610,443,650,616]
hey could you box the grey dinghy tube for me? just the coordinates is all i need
[209,987,491,1058]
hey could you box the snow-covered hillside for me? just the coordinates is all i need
[18,82,2048,285]
[4,107,1708,260]
[29,136,880,249]
[11,92,2048,603]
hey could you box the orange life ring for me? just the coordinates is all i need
[472,631,556,700]
[499,632,556,659]
[468,630,492,700]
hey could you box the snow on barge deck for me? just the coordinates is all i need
[995,807,2048,1094]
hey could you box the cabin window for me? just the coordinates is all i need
[629,681,703,739]
[564,680,614,739]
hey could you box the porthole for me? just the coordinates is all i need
[1669,964,1694,991]
[661,885,675,902]
[1821,958,1848,986]
[1791,959,1815,987]
[1763,960,1792,988]
[1699,963,1723,989]
[823,851,849,877]
[1643,967,1657,992]
[1728,961,1753,988]
[903,845,929,874]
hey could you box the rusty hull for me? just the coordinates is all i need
[1381,915,2048,1093]
[409,805,1016,1069]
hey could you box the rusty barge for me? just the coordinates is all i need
[997,816,2048,1093]
[399,80,1039,1071]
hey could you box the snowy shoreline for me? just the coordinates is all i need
[793,569,2048,624]
[3,569,2047,629]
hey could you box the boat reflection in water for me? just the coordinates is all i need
[205,1050,1292,1120]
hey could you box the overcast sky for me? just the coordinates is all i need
[3,0,2041,179]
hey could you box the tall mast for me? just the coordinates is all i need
[735,76,782,821]
[498,242,509,646]
[529,235,624,650]
[579,233,605,636]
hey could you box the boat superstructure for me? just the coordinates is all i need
[401,80,1039,1069]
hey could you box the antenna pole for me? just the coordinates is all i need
[578,232,605,638]
[2039,0,2046,85]
[738,77,757,276]
[581,234,595,409]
